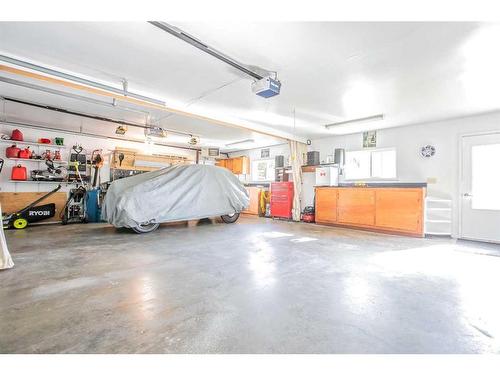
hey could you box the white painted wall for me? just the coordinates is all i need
[228,142,316,211]
[230,111,500,237]
[12,105,486,236]
[228,142,290,183]
[310,111,500,237]
[229,143,290,166]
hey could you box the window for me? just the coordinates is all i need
[251,159,275,181]
[345,148,396,180]
[471,143,500,210]
[371,149,397,179]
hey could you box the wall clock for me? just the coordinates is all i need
[421,145,436,158]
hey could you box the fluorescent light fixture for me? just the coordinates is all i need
[225,139,255,147]
[145,126,167,138]
[325,114,384,129]
[0,54,166,106]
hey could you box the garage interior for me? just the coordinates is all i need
[1,21,500,354]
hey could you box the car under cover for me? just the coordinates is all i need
[102,164,250,228]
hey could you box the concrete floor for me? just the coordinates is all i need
[1,216,500,354]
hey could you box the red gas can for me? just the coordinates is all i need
[11,129,24,141]
[11,165,27,181]
[6,145,21,158]
[18,147,32,159]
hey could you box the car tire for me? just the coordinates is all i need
[132,222,160,234]
[221,213,240,223]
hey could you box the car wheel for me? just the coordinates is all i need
[132,221,160,234]
[221,213,240,223]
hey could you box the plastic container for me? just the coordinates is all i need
[6,145,21,158]
[11,129,24,141]
[11,165,28,181]
[18,147,32,159]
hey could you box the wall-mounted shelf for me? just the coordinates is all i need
[6,157,68,165]
[301,165,317,173]
[0,139,66,149]
[424,196,452,236]
[9,180,77,185]
[426,198,451,203]
[301,164,339,173]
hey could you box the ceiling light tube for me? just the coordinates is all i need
[325,114,385,129]
[0,54,166,106]
[225,139,255,147]
[0,76,150,118]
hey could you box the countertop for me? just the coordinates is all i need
[316,182,427,188]
[244,182,271,188]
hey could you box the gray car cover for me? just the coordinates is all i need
[102,164,249,228]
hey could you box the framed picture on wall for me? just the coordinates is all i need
[363,131,377,148]
[261,148,270,158]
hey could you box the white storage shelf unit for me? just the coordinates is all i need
[424,197,452,236]
[0,138,73,191]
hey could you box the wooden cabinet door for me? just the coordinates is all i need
[375,189,423,234]
[232,157,243,174]
[225,159,234,172]
[337,188,375,225]
[242,187,261,215]
[315,188,337,223]
[216,159,226,168]
[240,156,250,174]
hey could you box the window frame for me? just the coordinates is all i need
[344,147,397,181]
[250,158,276,182]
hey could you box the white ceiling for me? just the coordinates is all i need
[0,79,281,152]
[1,21,500,145]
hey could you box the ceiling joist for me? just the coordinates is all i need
[0,64,304,143]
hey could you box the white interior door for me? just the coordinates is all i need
[461,132,500,243]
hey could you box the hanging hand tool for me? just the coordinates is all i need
[91,149,104,187]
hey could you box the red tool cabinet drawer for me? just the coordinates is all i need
[270,182,294,219]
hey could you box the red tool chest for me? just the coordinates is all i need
[270,182,294,219]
